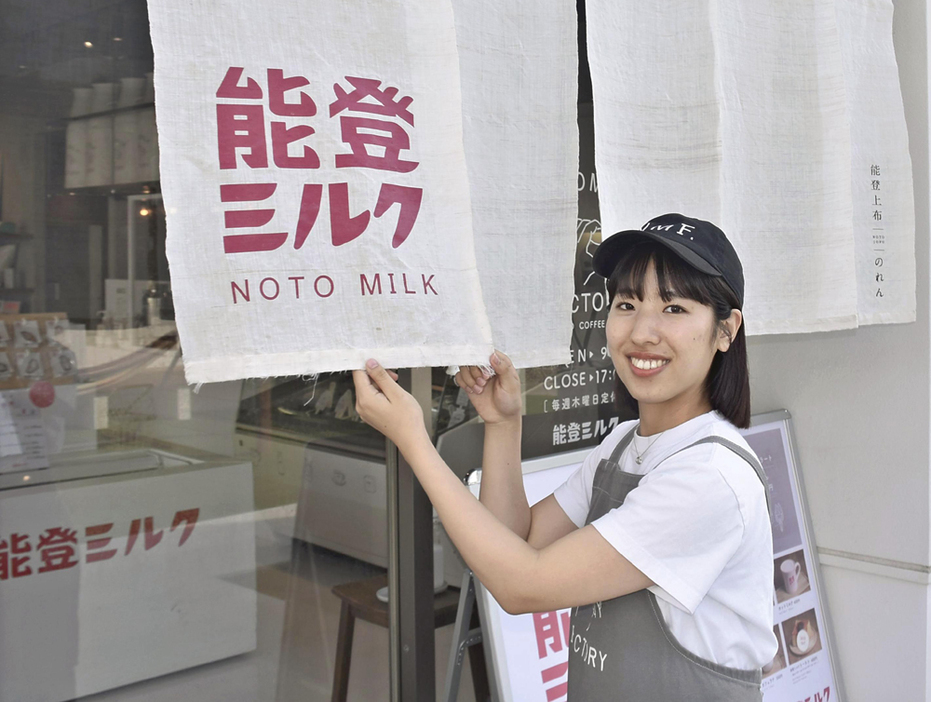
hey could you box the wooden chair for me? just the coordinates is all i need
[330,573,490,701]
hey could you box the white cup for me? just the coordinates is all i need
[781,559,801,594]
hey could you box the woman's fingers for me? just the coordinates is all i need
[454,368,474,393]
[363,359,400,397]
[455,353,514,396]
[469,365,488,389]
[490,350,512,372]
[351,371,377,424]
[456,365,488,394]
[353,362,402,425]
[352,361,397,403]
[352,369,378,398]
[351,362,429,451]
[490,350,520,392]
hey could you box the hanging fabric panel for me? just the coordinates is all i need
[715,0,857,334]
[835,0,916,325]
[148,0,495,383]
[451,0,578,368]
[586,0,914,334]
[148,0,578,383]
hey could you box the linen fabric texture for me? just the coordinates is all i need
[147,0,577,383]
[586,0,914,334]
[553,412,778,670]
[451,0,578,368]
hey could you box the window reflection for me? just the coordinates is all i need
[0,2,462,700]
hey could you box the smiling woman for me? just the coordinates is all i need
[605,234,749,432]
[353,213,777,701]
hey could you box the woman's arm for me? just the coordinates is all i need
[455,353,578,548]
[477,419,531,538]
[455,353,531,538]
[474,423,577,549]
[354,360,652,614]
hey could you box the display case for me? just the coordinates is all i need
[236,374,385,459]
[235,370,481,568]
[0,447,257,702]
[235,369,479,458]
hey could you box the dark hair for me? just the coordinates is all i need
[607,237,751,428]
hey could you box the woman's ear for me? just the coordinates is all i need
[716,309,743,353]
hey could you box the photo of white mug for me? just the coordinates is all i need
[781,558,801,594]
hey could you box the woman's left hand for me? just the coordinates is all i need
[352,360,429,452]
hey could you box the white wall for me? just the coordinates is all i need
[747,0,931,698]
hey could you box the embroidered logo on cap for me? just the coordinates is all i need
[641,221,696,239]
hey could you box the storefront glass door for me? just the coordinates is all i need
[0,3,482,700]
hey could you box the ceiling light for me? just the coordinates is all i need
[84,41,93,48]
[139,208,151,217]
[113,37,123,42]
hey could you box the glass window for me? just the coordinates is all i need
[0,3,605,700]
[0,4,478,701]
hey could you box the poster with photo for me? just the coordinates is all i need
[743,411,843,702]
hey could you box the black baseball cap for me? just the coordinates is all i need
[593,213,745,307]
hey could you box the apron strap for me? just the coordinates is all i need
[669,436,773,517]
[606,424,639,465]
[605,426,772,517]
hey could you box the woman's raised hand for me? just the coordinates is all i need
[352,362,428,453]
[455,351,522,426]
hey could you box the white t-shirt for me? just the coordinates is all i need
[553,411,778,670]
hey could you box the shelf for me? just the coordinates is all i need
[46,217,100,228]
[64,101,156,123]
[0,289,35,295]
[57,182,161,198]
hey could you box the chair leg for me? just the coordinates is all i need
[331,601,355,702]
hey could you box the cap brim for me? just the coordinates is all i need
[593,230,723,279]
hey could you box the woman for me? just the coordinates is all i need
[353,213,777,700]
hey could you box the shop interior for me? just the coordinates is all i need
[0,2,499,700]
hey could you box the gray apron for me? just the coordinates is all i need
[567,426,771,701]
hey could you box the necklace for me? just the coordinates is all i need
[633,427,665,465]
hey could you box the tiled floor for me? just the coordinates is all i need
[78,514,480,702]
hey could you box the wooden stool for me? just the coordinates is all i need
[330,574,489,702]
